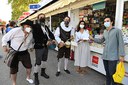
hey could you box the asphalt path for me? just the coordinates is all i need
[0,33,105,85]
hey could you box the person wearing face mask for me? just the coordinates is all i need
[54,16,74,77]
[74,21,90,75]
[32,13,55,85]
[90,16,125,85]
[2,20,34,85]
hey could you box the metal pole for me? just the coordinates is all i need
[115,0,124,29]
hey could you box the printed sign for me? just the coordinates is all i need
[29,4,41,10]
[92,55,99,67]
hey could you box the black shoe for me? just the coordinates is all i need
[56,71,60,77]
[41,68,49,79]
[64,69,70,74]
[41,73,49,79]
[34,73,39,85]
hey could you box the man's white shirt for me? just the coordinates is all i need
[2,27,33,51]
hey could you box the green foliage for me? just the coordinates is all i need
[8,0,40,20]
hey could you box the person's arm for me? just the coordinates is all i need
[70,27,75,40]
[2,29,15,52]
[92,31,105,44]
[54,27,62,43]
[93,37,105,44]
[54,27,65,47]
[117,30,125,61]
[74,32,83,43]
[27,33,34,49]
[75,32,79,42]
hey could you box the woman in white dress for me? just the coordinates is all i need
[74,21,90,74]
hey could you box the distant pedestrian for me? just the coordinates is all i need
[5,21,16,47]
[1,25,4,35]
[6,20,11,28]
[91,16,125,85]
[2,20,34,85]
[74,20,90,75]
[5,21,16,33]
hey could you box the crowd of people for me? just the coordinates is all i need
[1,13,125,85]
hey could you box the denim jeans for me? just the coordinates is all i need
[103,60,118,85]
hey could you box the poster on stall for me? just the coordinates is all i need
[92,56,99,67]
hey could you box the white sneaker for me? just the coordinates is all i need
[26,78,34,84]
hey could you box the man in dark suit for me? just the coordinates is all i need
[32,13,55,85]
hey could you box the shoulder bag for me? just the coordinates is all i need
[4,34,29,67]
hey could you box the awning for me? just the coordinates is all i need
[69,0,106,10]
[45,0,106,17]
[28,0,106,19]
[28,0,77,19]
[38,0,77,15]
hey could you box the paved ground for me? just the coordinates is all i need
[0,33,105,85]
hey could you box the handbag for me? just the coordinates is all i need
[113,62,125,83]
[4,49,17,67]
[48,42,56,49]
[45,28,56,50]
[4,34,29,67]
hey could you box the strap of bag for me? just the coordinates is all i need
[17,33,29,51]
[45,27,50,40]
[41,25,50,40]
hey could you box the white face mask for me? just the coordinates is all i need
[25,27,31,33]
[80,25,84,29]
[104,22,111,28]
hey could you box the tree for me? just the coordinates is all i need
[8,0,40,20]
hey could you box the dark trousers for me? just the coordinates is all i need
[57,46,70,60]
[103,60,118,85]
[10,50,32,74]
[35,47,48,65]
